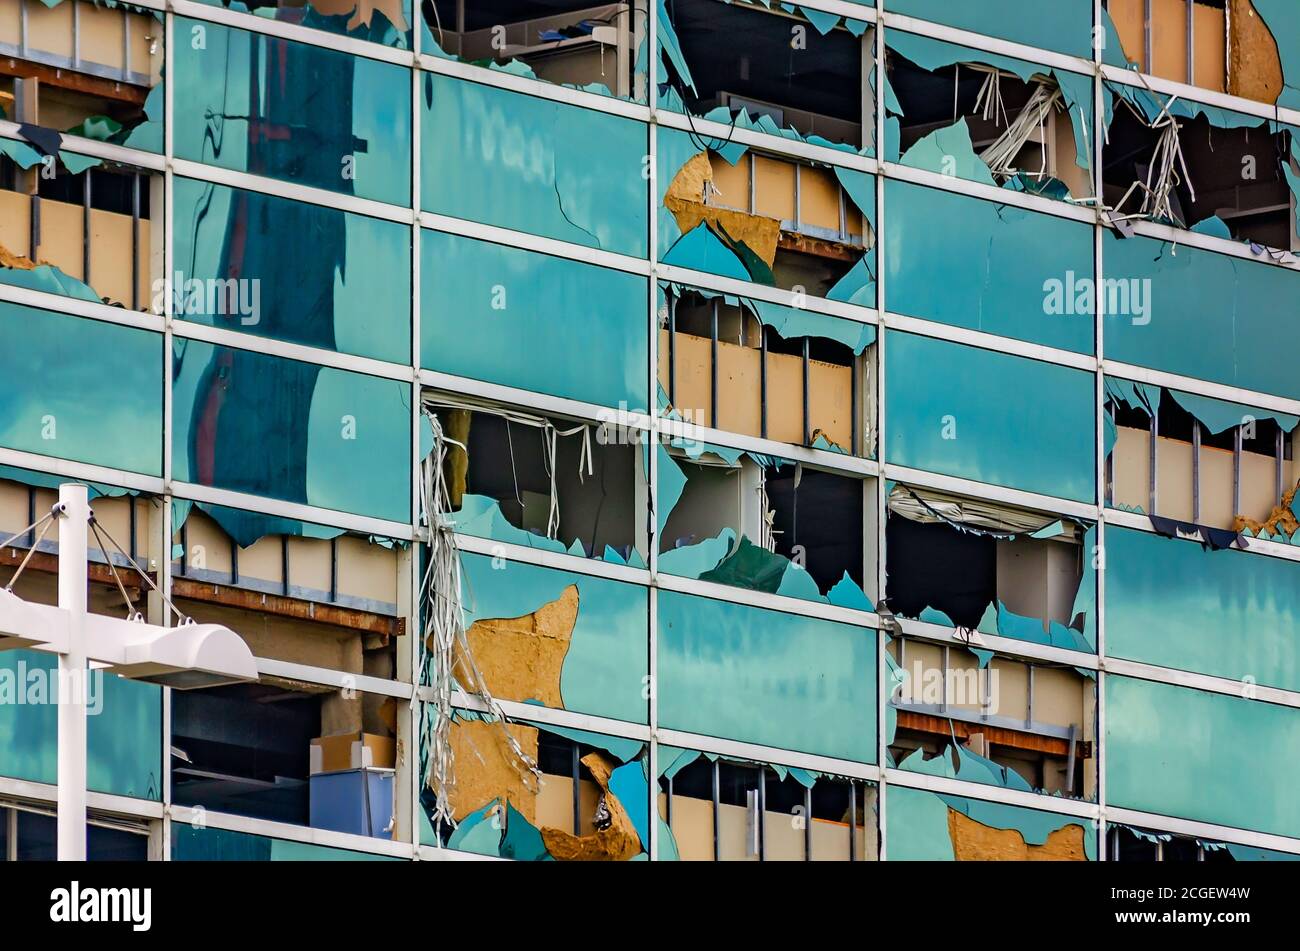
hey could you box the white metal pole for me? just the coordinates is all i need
[57,482,89,861]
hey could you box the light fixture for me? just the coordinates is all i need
[111,621,260,689]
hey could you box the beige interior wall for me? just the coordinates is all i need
[25,0,75,59]
[1194,1,1227,91]
[753,155,795,220]
[1152,0,1189,83]
[1109,0,1146,68]
[1112,425,1151,511]
[996,536,1080,627]
[1156,436,1195,522]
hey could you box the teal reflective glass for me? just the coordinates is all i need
[657,591,877,762]
[0,650,161,800]
[172,340,410,522]
[172,825,397,860]
[1106,675,1300,839]
[884,0,1094,58]
[0,303,161,476]
[173,17,411,206]
[885,180,1095,353]
[190,0,413,50]
[458,553,648,724]
[420,230,648,408]
[1104,232,1300,402]
[173,177,411,364]
[1107,527,1300,692]
[885,332,1096,502]
[421,74,648,258]
[886,785,1096,860]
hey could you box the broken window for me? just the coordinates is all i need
[885,180,1096,353]
[173,177,411,364]
[170,500,403,678]
[0,807,150,861]
[657,590,877,762]
[0,299,161,476]
[1106,674,1300,839]
[885,332,1097,503]
[1103,85,1300,249]
[436,551,648,723]
[173,16,412,206]
[887,784,1095,860]
[658,443,875,609]
[1108,823,1300,861]
[888,639,1098,800]
[424,712,650,860]
[0,153,159,310]
[194,0,413,49]
[657,748,877,860]
[1106,525,1300,692]
[658,127,876,303]
[1104,0,1300,108]
[422,0,647,101]
[172,339,411,523]
[891,0,1095,60]
[1103,230,1300,402]
[171,680,400,831]
[0,0,164,152]
[421,73,648,258]
[423,395,648,565]
[886,31,1096,202]
[659,0,871,153]
[1105,378,1297,538]
[885,483,1097,652]
[420,230,648,410]
[659,283,875,454]
[173,824,396,860]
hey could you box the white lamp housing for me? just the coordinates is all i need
[112,622,259,689]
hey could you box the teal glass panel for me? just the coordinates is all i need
[190,0,413,50]
[172,340,410,522]
[1104,232,1300,402]
[172,825,397,860]
[657,590,877,762]
[0,650,161,800]
[885,0,1094,58]
[420,230,648,408]
[173,178,410,364]
[457,553,649,724]
[1107,527,1300,692]
[886,785,1096,860]
[173,17,411,206]
[885,332,1096,502]
[1106,675,1300,838]
[421,75,648,258]
[885,180,1095,353]
[0,303,161,476]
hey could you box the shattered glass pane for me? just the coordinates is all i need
[173,16,412,207]
[0,301,162,475]
[172,340,411,522]
[421,229,648,408]
[421,74,648,258]
[173,177,412,364]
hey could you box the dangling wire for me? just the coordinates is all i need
[89,514,191,626]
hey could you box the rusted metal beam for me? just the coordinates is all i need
[1,546,141,595]
[896,710,1093,759]
[777,230,862,262]
[172,576,404,639]
[0,56,148,105]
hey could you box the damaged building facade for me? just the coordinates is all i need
[0,0,1298,863]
